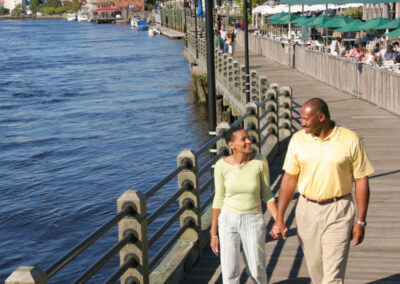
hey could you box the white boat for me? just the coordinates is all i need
[67,13,77,21]
[77,14,88,22]
[130,16,139,27]
[148,27,161,36]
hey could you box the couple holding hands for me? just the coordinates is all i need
[210,98,374,284]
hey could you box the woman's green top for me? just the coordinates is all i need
[212,153,275,214]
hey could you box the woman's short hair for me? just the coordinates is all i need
[224,125,244,144]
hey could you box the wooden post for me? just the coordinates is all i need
[177,150,199,243]
[244,103,260,153]
[117,190,149,284]
[5,266,46,284]
[278,86,293,145]
[216,122,231,156]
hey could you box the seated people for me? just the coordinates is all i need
[363,49,376,64]
[384,45,398,61]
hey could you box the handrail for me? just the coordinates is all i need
[149,219,193,270]
[73,231,136,284]
[45,205,134,279]
[199,176,214,195]
[194,134,222,157]
[145,164,187,199]
[198,152,223,177]
[147,187,187,225]
[200,193,214,212]
[148,201,190,247]
[105,254,139,284]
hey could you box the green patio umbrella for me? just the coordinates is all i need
[310,14,332,27]
[385,27,400,37]
[292,16,310,25]
[316,16,355,29]
[360,17,391,30]
[376,18,400,30]
[295,17,317,27]
[267,12,288,20]
[272,14,299,25]
[334,19,364,32]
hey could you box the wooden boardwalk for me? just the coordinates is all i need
[183,47,400,283]
[159,27,185,39]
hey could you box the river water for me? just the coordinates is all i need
[0,20,209,282]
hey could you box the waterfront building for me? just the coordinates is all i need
[4,0,25,11]
[363,3,400,20]
[97,0,113,8]
[0,0,5,7]
[84,0,97,13]
[115,0,144,11]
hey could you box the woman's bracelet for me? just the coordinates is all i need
[210,235,218,239]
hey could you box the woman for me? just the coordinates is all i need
[210,126,278,284]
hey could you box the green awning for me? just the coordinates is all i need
[385,27,400,37]
[334,19,364,32]
[317,16,354,28]
[272,14,300,25]
[376,18,400,30]
[267,12,288,20]
[360,17,391,30]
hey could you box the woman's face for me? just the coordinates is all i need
[228,129,253,154]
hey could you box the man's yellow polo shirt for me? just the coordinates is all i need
[283,125,374,200]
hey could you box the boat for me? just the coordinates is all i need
[130,16,139,27]
[77,13,88,22]
[148,27,161,36]
[136,20,148,31]
[67,13,77,21]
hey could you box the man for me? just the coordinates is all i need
[214,31,222,51]
[220,25,228,54]
[384,44,398,61]
[272,98,374,284]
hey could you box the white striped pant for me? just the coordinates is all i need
[218,210,268,284]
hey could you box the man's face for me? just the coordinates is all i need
[300,105,324,135]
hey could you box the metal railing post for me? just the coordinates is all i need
[117,190,149,284]
[177,150,200,245]
[244,103,260,153]
[5,266,47,284]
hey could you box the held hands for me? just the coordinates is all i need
[271,219,288,240]
[351,223,365,246]
[210,236,219,256]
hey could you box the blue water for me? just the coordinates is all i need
[0,20,209,282]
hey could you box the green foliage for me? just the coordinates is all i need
[29,0,40,13]
[147,4,156,11]
[341,7,363,20]
[39,5,56,14]
[54,6,69,14]
[11,4,25,16]
[0,6,10,15]
[46,0,61,8]
[71,0,81,12]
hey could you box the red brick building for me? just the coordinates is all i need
[115,0,145,11]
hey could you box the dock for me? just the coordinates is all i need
[183,44,400,283]
[159,27,185,40]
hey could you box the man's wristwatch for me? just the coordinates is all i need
[356,220,367,227]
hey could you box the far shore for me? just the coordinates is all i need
[0,15,65,20]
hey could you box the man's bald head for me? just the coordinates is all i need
[303,98,330,120]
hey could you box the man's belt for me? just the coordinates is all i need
[301,194,350,205]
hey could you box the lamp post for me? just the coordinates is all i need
[243,0,250,103]
[194,0,198,59]
[205,0,216,134]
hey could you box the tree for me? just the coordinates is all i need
[46,0,61,8]
[11,4,25,16]
[29,0,41,13]
[341,7,363,20]
[0,6,10,15]
[71,0,81,12]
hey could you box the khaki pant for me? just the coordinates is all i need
[296,194,355,284]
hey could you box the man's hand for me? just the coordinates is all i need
[352,223,365,246]
[210,237,219,256]
[271,219,288,240]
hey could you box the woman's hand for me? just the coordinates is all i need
[210,236,220,256]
